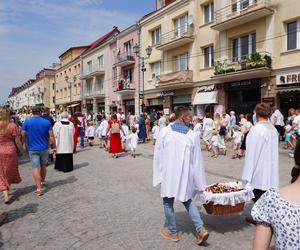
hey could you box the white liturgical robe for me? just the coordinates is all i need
[242,121,279,191]
[53,119,75,154]
[153,126,206,202]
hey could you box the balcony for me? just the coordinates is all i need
[212,0,274,31]
[212,52,272,82]
[156,25,194,51]
[155,70,193,89]
[114,79,135,96]
[114,52,135,67]
[84,89,105,99]
[81,64,105,80]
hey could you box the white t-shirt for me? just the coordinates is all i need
[211,135,219,147]
[271,110,284,126]
[87,126,95,137]
[96,120,109,137]
[293,115,300,134]
[152,125,160,139]
[233,131,243,144]
[121,124,129,140]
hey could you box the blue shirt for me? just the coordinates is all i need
[170,121,190,134]
[22,117,52,151]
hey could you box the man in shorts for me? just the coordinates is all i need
[22,106,56,196]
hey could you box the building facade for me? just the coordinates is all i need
[8,68,55,112]
[139,0,300,117]
[111,24,140,115]
[55,46,89,114]
[81,27,119,115]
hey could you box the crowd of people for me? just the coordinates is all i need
[0,104,300,249]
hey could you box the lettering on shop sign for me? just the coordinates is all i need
[277,73,300,85]
[157,91,175,97]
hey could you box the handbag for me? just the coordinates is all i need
[111,122,120,134]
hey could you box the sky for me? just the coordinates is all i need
[0,0,154,104]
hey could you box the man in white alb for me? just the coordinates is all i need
[242,103,279,224]
[153,106,209,245]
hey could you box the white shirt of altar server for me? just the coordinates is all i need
[53,119,75,154]
[153,126,206,202]
[242,121,279,191]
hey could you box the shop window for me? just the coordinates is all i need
[204,2,214,24]
[151,61,161,80]
[151,27,161,45]
[287,21,297,51]
[203,46,214,68]
[175,53,188,71]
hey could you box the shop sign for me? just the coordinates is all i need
[157,91,175,97]
[197,84,215,93]
[262,97,275,107]
[277,72,300,85]
[224,79,261,91]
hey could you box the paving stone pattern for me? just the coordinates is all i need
[0,143,293,250]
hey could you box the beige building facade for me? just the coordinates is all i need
[139,0,300,117]
[55,46,89,114]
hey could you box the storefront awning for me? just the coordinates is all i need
[193,91,218,105]
[67,103,80,108]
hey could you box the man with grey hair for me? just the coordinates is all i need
[53,112,75,172]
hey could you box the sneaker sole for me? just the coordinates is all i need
[160,232,179,242]
[197,232,209,245]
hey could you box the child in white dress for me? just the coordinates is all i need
[152,121,160,145]
[232,125,242,159]
[86,121,95,146]
[127,127,139,158]
[121,120,129,151]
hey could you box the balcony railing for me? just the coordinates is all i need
[156,25,194,51]
[82,64,105,79]
[115,79,135,93]
[212,0,273,31]
[155,70,193,88]
[114,52,135,67]
[212,52,272,81]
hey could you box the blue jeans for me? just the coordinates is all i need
[163,198,204,234]
[29,150,49,168]
[79,127,84,147]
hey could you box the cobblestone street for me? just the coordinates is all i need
[0,142,294,250]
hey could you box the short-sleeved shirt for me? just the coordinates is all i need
[293,115,300,134]
[22,117,52,151]
[251,189,300,249]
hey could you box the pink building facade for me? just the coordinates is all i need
[109,24,140,115]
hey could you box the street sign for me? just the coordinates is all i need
[139,94,144,99]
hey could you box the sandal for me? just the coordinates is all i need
[36,189,44,196]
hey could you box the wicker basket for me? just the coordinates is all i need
[203,202,245,216]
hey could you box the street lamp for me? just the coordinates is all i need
[133,43,152,114]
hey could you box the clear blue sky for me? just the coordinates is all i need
[0,0,155,104]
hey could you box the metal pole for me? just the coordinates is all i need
[141,58,145,114]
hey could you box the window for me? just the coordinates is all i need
[113,67,118,87]
[204,3,214,24]
[157,0,165,9]
[232,0,257,12]
[232,33,256,62]
[87,61,92,72]
[174,14,188,37]
[124,40,133,54]
[175,53,188,71]
[287,21,297,50]
[152,27,161,45]
[124,68,133,83]
[98,56,104,70]
[204,46,214,68]
[86,79,92,93]
[95,77,103,91]
[151,61,161,79]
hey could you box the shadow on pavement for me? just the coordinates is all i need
[9,176,77,202]
[74,162,89,170]
[174,204,253,236]
[5,203,39,224]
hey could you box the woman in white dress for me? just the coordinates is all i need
[202,113,215,150]
[193,117,202,136]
